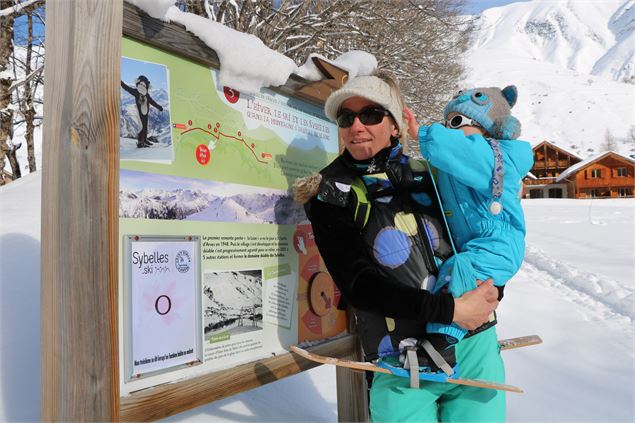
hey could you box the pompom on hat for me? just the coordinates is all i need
[324,75,404,132]
[444,85,521,140]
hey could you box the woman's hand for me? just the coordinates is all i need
[452,279,499,330]
[403,106,420,140]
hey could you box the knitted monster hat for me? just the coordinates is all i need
[443,85,521,140]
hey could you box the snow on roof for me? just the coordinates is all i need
[525,171,537,180]
[555,151,635,182]
[297,51,378,81]
[128,1,377,94]
[535,140,583,160]
[164,7,297,94]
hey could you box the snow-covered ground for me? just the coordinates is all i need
[1,172,633,422]
[2,0,633,421]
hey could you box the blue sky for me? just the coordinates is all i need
[121,57,169,91]
[462,0,530,14]
[13,6,45,46]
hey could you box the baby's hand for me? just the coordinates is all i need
[403,107,420,140]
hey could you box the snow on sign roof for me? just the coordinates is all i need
[296,52,378,81]
[127,0,378,94]
[555,151,635,182]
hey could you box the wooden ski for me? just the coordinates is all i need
[290,335,541,394]
[498,334,542,351]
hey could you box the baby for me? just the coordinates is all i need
[404,85,534,365]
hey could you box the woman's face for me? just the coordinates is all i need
[338,97,398,161]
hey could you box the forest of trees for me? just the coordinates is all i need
[0,0,477,184]
[0,0,44,185]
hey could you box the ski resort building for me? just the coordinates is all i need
[523,141,583,198]
[554,151,635,199]
[523,141,635,199]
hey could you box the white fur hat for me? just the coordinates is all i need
[324,75,403,131]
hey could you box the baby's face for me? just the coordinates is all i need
[446,112,486,137]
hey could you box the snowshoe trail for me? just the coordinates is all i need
[522,244,634,322]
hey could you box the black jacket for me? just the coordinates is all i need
[303,146,456,359]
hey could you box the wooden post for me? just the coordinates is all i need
[41,0,122,421]
[335,307,369,422]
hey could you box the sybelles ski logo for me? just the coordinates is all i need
[175,250,191,273]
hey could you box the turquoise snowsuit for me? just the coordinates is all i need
[418,123,534,342]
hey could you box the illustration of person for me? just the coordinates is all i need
[121,75,164,148]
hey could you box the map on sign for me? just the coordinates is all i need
[119,46,338,191]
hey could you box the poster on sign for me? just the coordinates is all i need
[124,235,202,380]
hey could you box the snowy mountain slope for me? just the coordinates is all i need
[465,0,635,157]
[119,188,212,219]
[203,271,263,333]
[470,0,633,81]
[120,187,305,224]
[120,87,172,143]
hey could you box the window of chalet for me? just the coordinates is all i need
[618,188,632,197]
[617,167,627,177]
[587,189,598,198]
[548,188,563,198]
[590,169,601,178]
[529,189,544,199]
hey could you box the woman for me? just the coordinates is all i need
[294,72,506,422]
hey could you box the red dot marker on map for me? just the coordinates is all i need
[196,144,210,165]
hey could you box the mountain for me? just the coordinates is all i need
[203,271,263,334]
[465,0,635,158]
[119,188,212,219]
[119,87,172,144]
[119,187,306,224]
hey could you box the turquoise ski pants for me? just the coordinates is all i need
[369,327,505,422]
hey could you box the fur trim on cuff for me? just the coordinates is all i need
[292,173,322,204]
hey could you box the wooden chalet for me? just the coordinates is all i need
[555,151,635,198]
[523,141,583,198]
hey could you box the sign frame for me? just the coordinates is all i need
[41,1,367,421]
[123,235,203,382]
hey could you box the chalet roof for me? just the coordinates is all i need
[533,140,583,160]
[555,151,635,182]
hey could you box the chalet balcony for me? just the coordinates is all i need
[577,177,635,189]
[537,160,573,168]
[524,178,557,186]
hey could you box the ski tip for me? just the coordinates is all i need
[448,378,524,393]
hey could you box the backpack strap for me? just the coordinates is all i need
[486,138,504,215]
[350,177,371,230]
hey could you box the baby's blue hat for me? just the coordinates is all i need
[444,85,521,139]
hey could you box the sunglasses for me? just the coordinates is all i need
[336,106,390,128]
[445,114,481,129]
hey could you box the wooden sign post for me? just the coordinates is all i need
[41,1,366,422]
[41,0,122,421]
